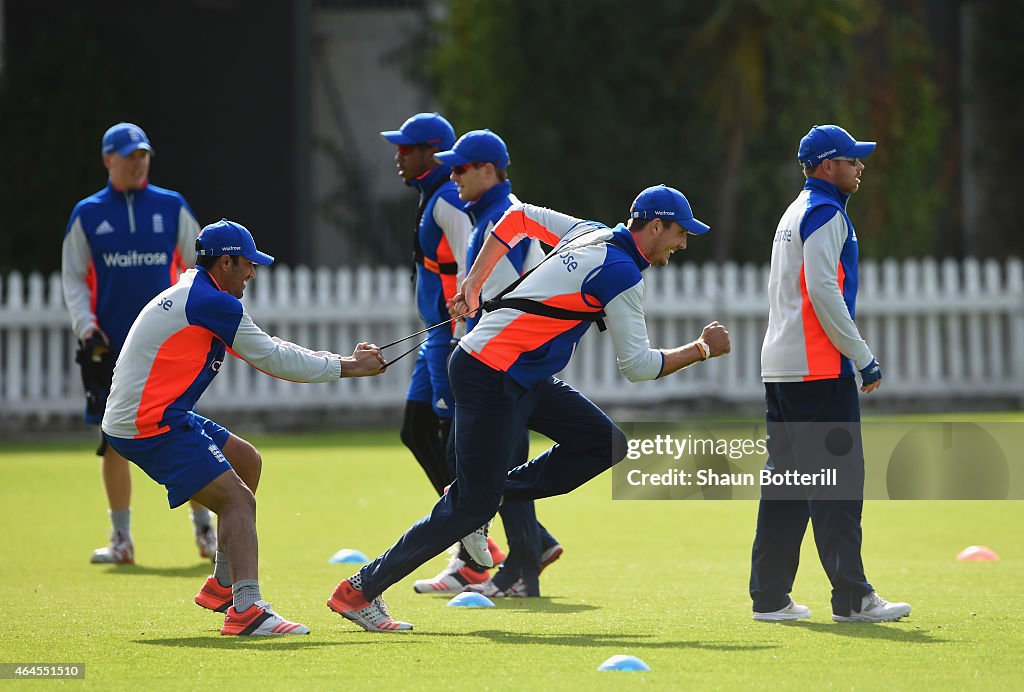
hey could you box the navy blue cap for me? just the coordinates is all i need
[380,113,456,150]
[630,185,710,235]
[196,219,274,265]
[101,122,153,157]
[798,125,875,168]
[434,129,510,169]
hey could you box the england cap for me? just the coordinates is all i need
[101,122,153,157]
[434,129,510,169]
[630,184,710,235]
[380,112,457,150]
[798,125,875,168]
[196,219,275,265]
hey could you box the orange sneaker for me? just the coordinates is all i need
[220,601,309,636]
[195,576,232,613]
[486,537,507,567]
[327,579,412,632]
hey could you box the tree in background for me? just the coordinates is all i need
[0,10,132,274]
[430,0,950,263]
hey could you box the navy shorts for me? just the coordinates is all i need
[105,414,233,508]
[405,332,455,419]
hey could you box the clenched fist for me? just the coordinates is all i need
[701,321,731,358]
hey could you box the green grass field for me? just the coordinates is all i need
[1,425,1022,690]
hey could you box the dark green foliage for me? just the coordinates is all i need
[0,11,133,274]
[430,0,950,262]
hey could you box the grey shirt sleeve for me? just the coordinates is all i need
[61,215,98,340]
[802,211,874,370]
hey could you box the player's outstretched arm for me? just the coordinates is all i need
[659,321,731,377]
[449,232,510,318]
[342,342,387,378]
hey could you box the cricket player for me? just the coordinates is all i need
[102,219,386,636]
[326,184,731,631]
[750,125,911,623]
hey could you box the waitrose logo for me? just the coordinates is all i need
[102,251,169,267]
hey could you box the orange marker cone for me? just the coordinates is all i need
[956,545,1000,561]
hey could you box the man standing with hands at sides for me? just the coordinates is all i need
[102,219,386,636]
[326,185,730,632]
[380,114,505,588]
[62,122,214,565]
[752,125,911,623]
[412,129,562,598]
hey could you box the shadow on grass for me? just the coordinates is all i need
[132,636,388,650]
[415,630,778,652]
[102,563,212,578]
[428,596,600,614]
[781,620,942,643]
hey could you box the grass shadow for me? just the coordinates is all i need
[133,636,389,650]
[428,596,600,614]
[415,630,778,652]
[102,563,212,578]
[784,620,942,643]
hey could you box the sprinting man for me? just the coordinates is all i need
[327,184,731,631]
[102,219,386,636]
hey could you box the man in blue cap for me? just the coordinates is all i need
[327,185,731,632]
[410,129,563,598]
[752,125,911,623]
[102,219,387,635]
[380,114,508,588]
[62,122,216,565]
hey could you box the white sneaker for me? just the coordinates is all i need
[461,522,493,568]
[195,525,217,561]
[833,592,911,622]
[90,530,134,564]
[465,578,530,598]
[753,599,811,621]
[413,554,490,593]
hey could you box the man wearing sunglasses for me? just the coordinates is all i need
[420,129,563,598]
[752,124,911,623]
[379,114,504,587]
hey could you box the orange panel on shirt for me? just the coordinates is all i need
[800,263,842,381]
[134,326,213,437]
[475,292,600,371]
[493,209,561,247]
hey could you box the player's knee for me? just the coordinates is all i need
[610,423,628,465]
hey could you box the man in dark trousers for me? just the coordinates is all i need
[751,124,911,623]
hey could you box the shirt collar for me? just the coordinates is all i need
[409,164,451,193]
[611,223,651,271]
[465,180,512,222]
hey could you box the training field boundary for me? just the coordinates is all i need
[1,257,1022,421]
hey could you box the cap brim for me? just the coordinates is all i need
[848,141,876,158]
[434,150,471,167]
[381,130,417,145]
[245,250,275,266]
[114,142,153,157]
[680,217,710,235]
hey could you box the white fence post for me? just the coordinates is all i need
[2,259,1023,424]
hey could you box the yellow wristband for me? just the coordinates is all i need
[694,339,709,361]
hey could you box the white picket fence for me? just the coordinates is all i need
[2,258,1023,424]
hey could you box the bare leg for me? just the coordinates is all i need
[102,446,131,511]
[191,469,258,581]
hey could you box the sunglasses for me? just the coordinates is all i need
[396,138,443,155]
[831,156,862,166]
[451,162,486,175]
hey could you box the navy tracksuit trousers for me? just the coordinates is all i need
[749,378,873,616]
[360,346,626,600]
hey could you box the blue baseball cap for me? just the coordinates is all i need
[101,122,153,157]
[196,219,275,265]
[380,112,456,150]
[630,184,710,235]
[434,129,510,169]
[798,125,875,168]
